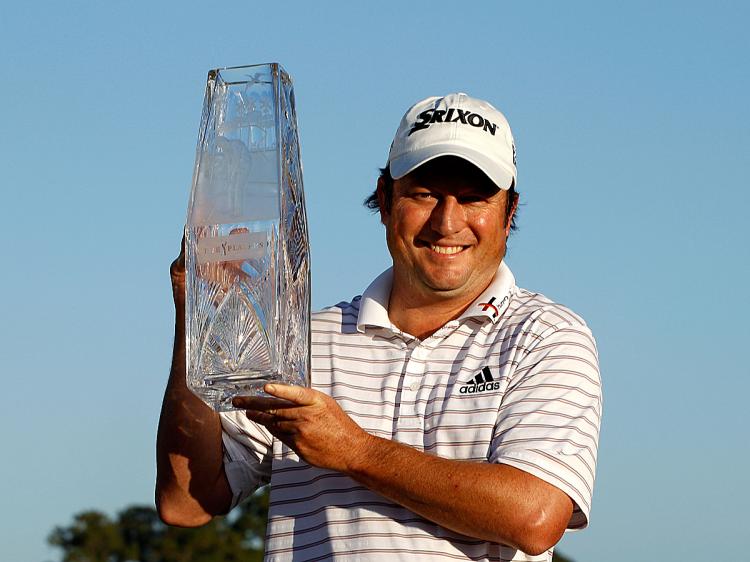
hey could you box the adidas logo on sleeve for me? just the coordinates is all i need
[459,366,501,394]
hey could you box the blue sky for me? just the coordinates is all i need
[1,1,748,561]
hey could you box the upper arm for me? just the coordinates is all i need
[490,322,602,530]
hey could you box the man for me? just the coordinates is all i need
[156,93,602,562]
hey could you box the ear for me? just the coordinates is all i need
[376,176,389,225]
[504,191,519,237]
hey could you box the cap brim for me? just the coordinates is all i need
[389,143,515,190]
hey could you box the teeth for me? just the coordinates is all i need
[430,245,464,255]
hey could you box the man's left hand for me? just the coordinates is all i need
[233,385,371,473]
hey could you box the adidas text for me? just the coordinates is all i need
[460,366,499,394]
[460,381,501,394]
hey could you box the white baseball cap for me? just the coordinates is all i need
[387,92,517,190]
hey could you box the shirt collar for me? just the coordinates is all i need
[356,268,394,333]
[356,262,516,333]
[457,261,516,323]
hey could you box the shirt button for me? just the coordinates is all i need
[409,382,419,391]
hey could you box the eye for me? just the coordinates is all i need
[411,190,436,201]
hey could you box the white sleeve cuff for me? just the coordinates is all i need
[220,411,273,509]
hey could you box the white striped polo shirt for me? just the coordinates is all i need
[221,262,602,562]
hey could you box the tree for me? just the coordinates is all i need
[49,489,268,562]
[48,511,124,562]
[50,488,573,561]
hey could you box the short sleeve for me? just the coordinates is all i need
[489,322,602,529]
[220,410,274,509]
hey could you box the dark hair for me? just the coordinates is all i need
[364,164,520,233]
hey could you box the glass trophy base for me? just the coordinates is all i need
[193,370,282,412]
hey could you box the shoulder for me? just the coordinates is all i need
[311,295,363,334]
[498,287,597,356]
[506,287,591,331]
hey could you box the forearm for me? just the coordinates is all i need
[155,306,232,526]
[345,434,571,555]
[239,384,572,554]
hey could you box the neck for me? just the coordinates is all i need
[387,283,481,341]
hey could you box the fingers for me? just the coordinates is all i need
[178,233,186,265]
[244,409,280,426]
[233,386,321,441]
[170,235,187,307]
[171,235,186,271]
[232,395,295,411]
[264,384,317,406]
[243,410,294,439]
[241,400,301,437]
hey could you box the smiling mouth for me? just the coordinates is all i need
[430,245,466,255]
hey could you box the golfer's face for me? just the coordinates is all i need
[382,158,512,303]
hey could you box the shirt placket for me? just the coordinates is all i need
[394,325,456,443]
[396,341,426,433]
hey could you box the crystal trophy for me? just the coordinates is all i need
[184,63,310,412]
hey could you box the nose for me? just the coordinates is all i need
[430,196,466,235]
